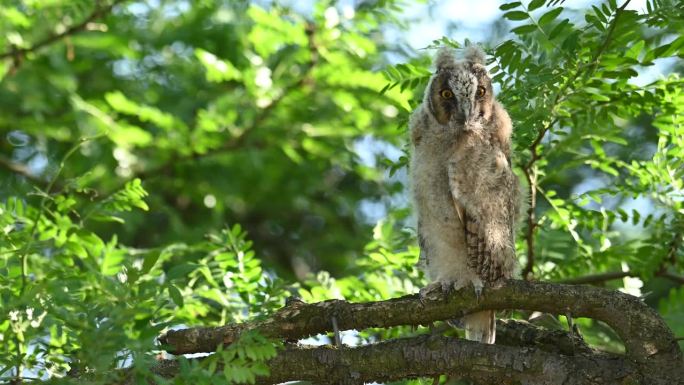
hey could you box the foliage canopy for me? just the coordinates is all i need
[0,0,683,383]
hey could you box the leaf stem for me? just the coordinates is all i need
[18,135,104,295]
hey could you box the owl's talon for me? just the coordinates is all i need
[419,290,428,306]
[441,281,454,295]
[473,285,483,303]
[419,281,457,304]
[419,282,438,305]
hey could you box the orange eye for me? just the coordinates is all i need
[440,89,453,99]
[476,86,486,97]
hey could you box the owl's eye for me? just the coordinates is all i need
[440,89,454,99]
[476,86,486,98]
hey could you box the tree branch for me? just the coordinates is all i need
[159,280,682,374]
[659,271,684,285]
[148,335,641,385]
[559,270,684,286]
[587,0,632,76]
[558,271,632,285]
[558,232,683,286]
[0,0,126,61]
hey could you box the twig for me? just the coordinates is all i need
[13,335,23,385]
[586,0,632,78]
[0,156,46,185]
[521,117,558,280]
[18,135,104,294]
[557,232,684,286]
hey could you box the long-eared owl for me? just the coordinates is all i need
[409,46,520,343]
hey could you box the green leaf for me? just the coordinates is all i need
[64,240,88,259]
[104,178,149,213]
[625,40,646,59]
[528,0,546,12]
[142,251,161,274]
[585,13,605,31]
[2,7,32,27]
[105,91,185,132]
[101,245,124,276]
[167,284,184,307]
[538,7,563,26]
[500,2,522,10]
[88,214,125,223]
[591,5,607,23]
[250,362,270,376]
[55,195,77,212]
[504,10,530,20]
[166,263,199,281]
[109,123,154,148]
[651,37,684,59]
[585,88,611,101]
[511,24,538,34]
[195,48,242,83]
[548,18,570,39]
[660,287,684,344]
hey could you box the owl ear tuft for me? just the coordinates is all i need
[433,48,456,70]
[464,45,486,65]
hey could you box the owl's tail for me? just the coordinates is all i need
[463,311,496,344]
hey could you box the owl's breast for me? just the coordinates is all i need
[410,141,462,230]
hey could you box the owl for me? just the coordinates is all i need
[409,46,520,344]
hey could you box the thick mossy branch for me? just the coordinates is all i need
[160,280,682,373]
[150,335,641,385]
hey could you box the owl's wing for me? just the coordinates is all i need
[453,201,499,280]
[448,160,515,284]
[462,210,505,283]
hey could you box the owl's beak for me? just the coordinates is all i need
[458,99,471,123]
[461,102,471,121]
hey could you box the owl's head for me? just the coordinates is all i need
[424,46,494,130]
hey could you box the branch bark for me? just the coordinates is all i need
[160,280,682,381]
[149,335,641,385]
